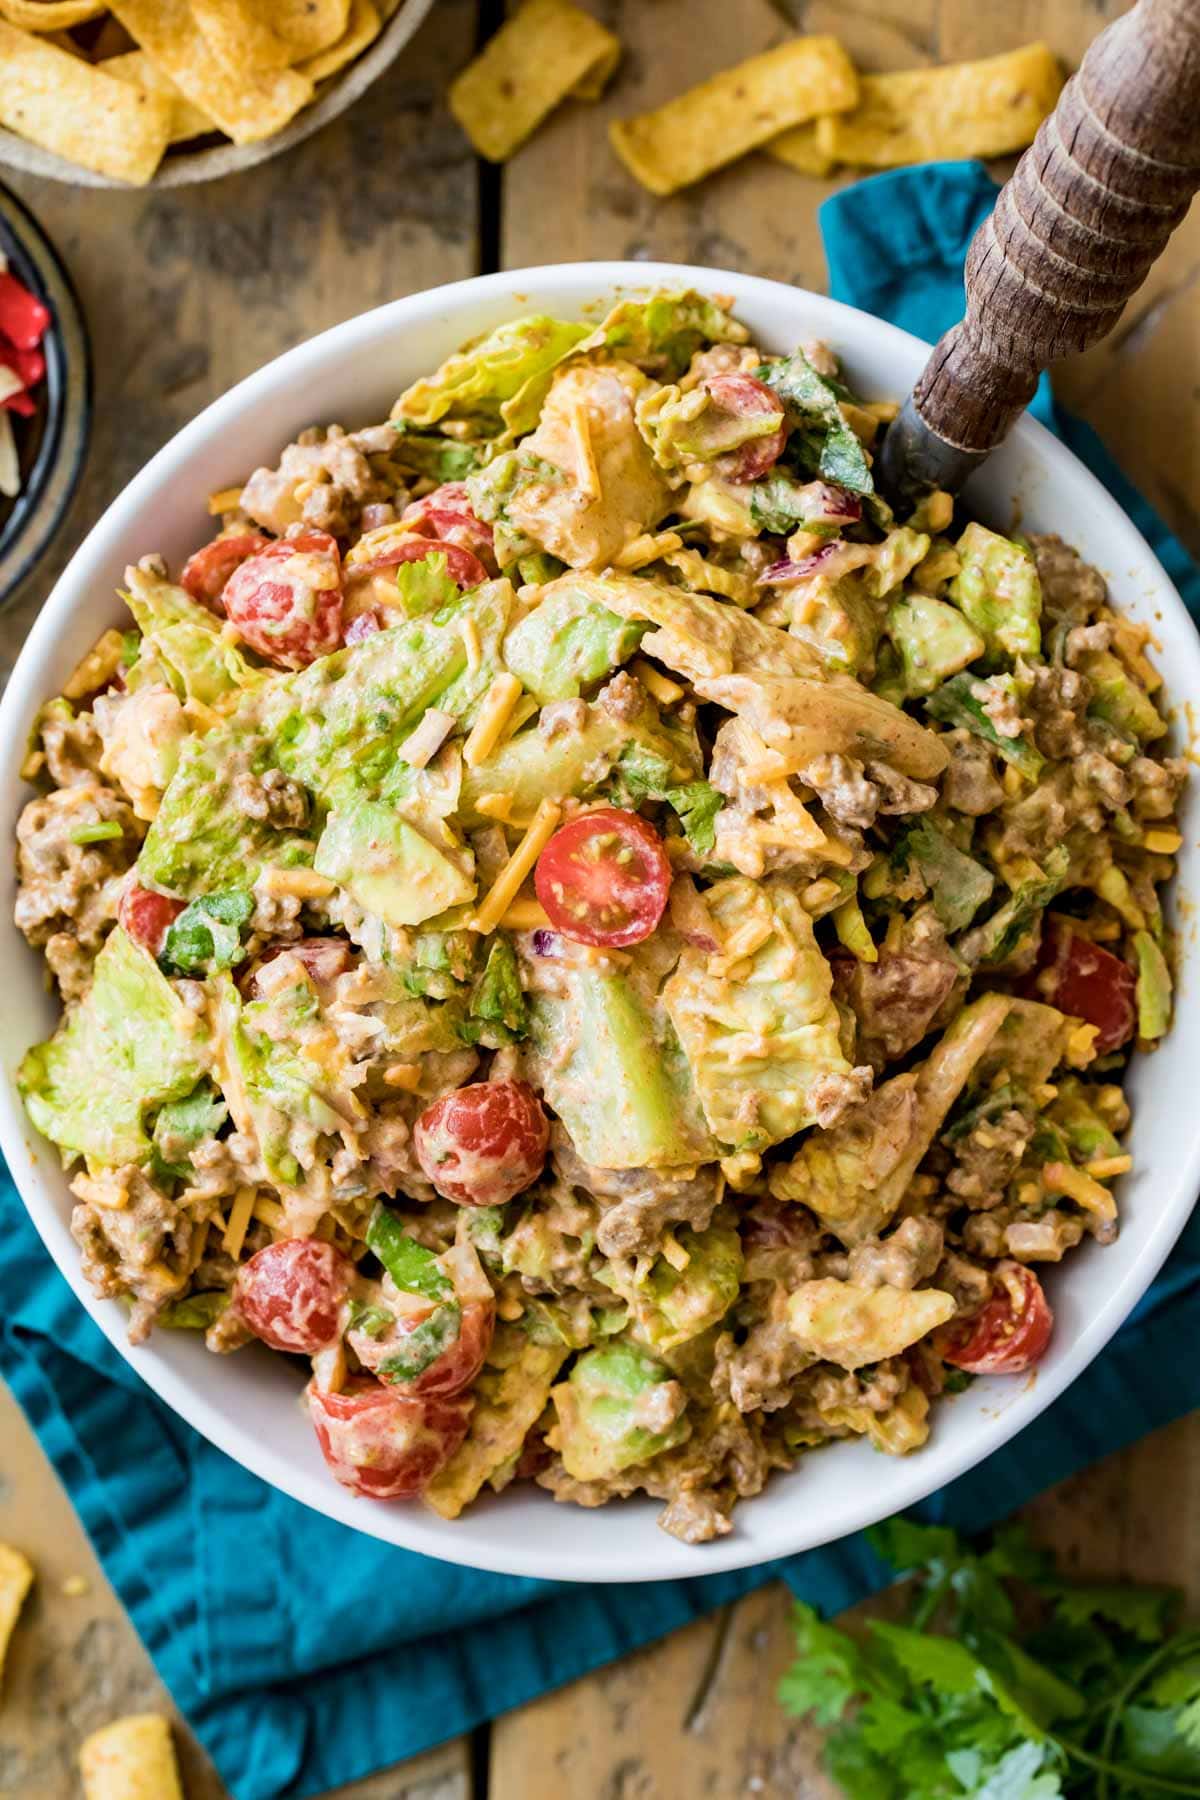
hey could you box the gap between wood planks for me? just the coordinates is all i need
[476,0,506,276]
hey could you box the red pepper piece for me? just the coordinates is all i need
[0,271,50,351]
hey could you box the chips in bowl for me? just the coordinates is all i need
[0,0,396,183]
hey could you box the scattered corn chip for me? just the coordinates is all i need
[190,0,292,73]
[450,0,621,164]
[0,0,104,26]
[766,118,836,177]
[0,1543,33,1689]
[100,50,215,145]
[611,36,857,196]
[300,0,380,82]
[80,1714,184,1800]
[0,21,172,183]
[110,0,314,146]
[265,0,350,59]
[817,42,1063,169]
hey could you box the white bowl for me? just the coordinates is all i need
[2,263,1197,1583]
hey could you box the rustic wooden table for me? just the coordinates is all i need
[1,2,1197,1795]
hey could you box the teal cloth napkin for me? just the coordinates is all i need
[2,161,1198,1800]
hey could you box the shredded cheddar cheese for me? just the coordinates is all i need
[1085,1154,1133,1180]
[463,674,523,767]
[498,897,552,930]
[470,798,562,934]
[1043,1159,1117,1220]
[615,528,683,569]
[568,397,601,500]
[630,657,685,705]
[62,629,125,702]
[207,485,245,515]
[257,866,336,899]
[1143,828,1182,855]
[460,616,483,672]
[383,1062,423,1090]
[222,1186,257,1258]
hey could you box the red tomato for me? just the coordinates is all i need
[705,372,788,484]
[120,883,185,957]
[356,533,488,591]
[401,483,496,569]
[223,529,344,669]
[235,1238,354,1354]
[307,1378,471,1498]
[351,1297,495,1398]
[1021,924,1136,1055]
[535,806,671,949]
[414,1079,549,1207]
[943,1264,1053,1376]
[251,936,354,995]
[180,532,271,614]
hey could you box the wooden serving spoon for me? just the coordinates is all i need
[876,0,1200,505]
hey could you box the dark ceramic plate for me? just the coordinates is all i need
[0,183,91,611]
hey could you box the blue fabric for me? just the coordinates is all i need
[2,161,1198,1800]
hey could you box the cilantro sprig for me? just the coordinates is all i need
[779,1518,1200,1797]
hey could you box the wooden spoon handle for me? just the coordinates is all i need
[911,0,1200,458]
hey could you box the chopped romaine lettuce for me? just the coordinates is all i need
[886,592,985,698]
[893,819,994,933]
[772,994,1012,1242]
[1133,929,1172,1039]
[460,935,528,1047]
[393,551,462,618]
[395,314,590,441]
[573,289,748,377]
[502,589,644,701]
[957,848,1070,967]
[550,1342,690,1482]
[20,927,209,1168]
[925,671,1044,781]
[948,522,1042,662]
[663,876,852,1152]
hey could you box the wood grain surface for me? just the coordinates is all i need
[1,2,1198,1797]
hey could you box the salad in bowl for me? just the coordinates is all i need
[12,288,1186,1545]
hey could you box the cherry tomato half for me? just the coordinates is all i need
[401,483,496,569]
[943,1263,1053,1376]
[350,1296,495,1398]
[234,1238,354,1354]
[355,533,489,591]
[705,372,788,484]
[307,1378,471,1498]
[223,529,344,669]
[535,806,671,949]
[414,1079,549,1207]
[180,533,271,615]
[1021,923,1136,1055]
[120,883,185,957]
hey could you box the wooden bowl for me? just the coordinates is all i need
[0,0,435,190]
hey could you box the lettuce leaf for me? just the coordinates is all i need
[395,315,589,440]
[759,351,874,495]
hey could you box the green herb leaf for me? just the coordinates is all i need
[378,1301,462,1382]
[346,1298,394,1340]
[365,1206,453,1302]
[159,889,254,975]
[759,351,874,496]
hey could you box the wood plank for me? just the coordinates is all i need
[0,0,481,681]
[495,0,1200,1791]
